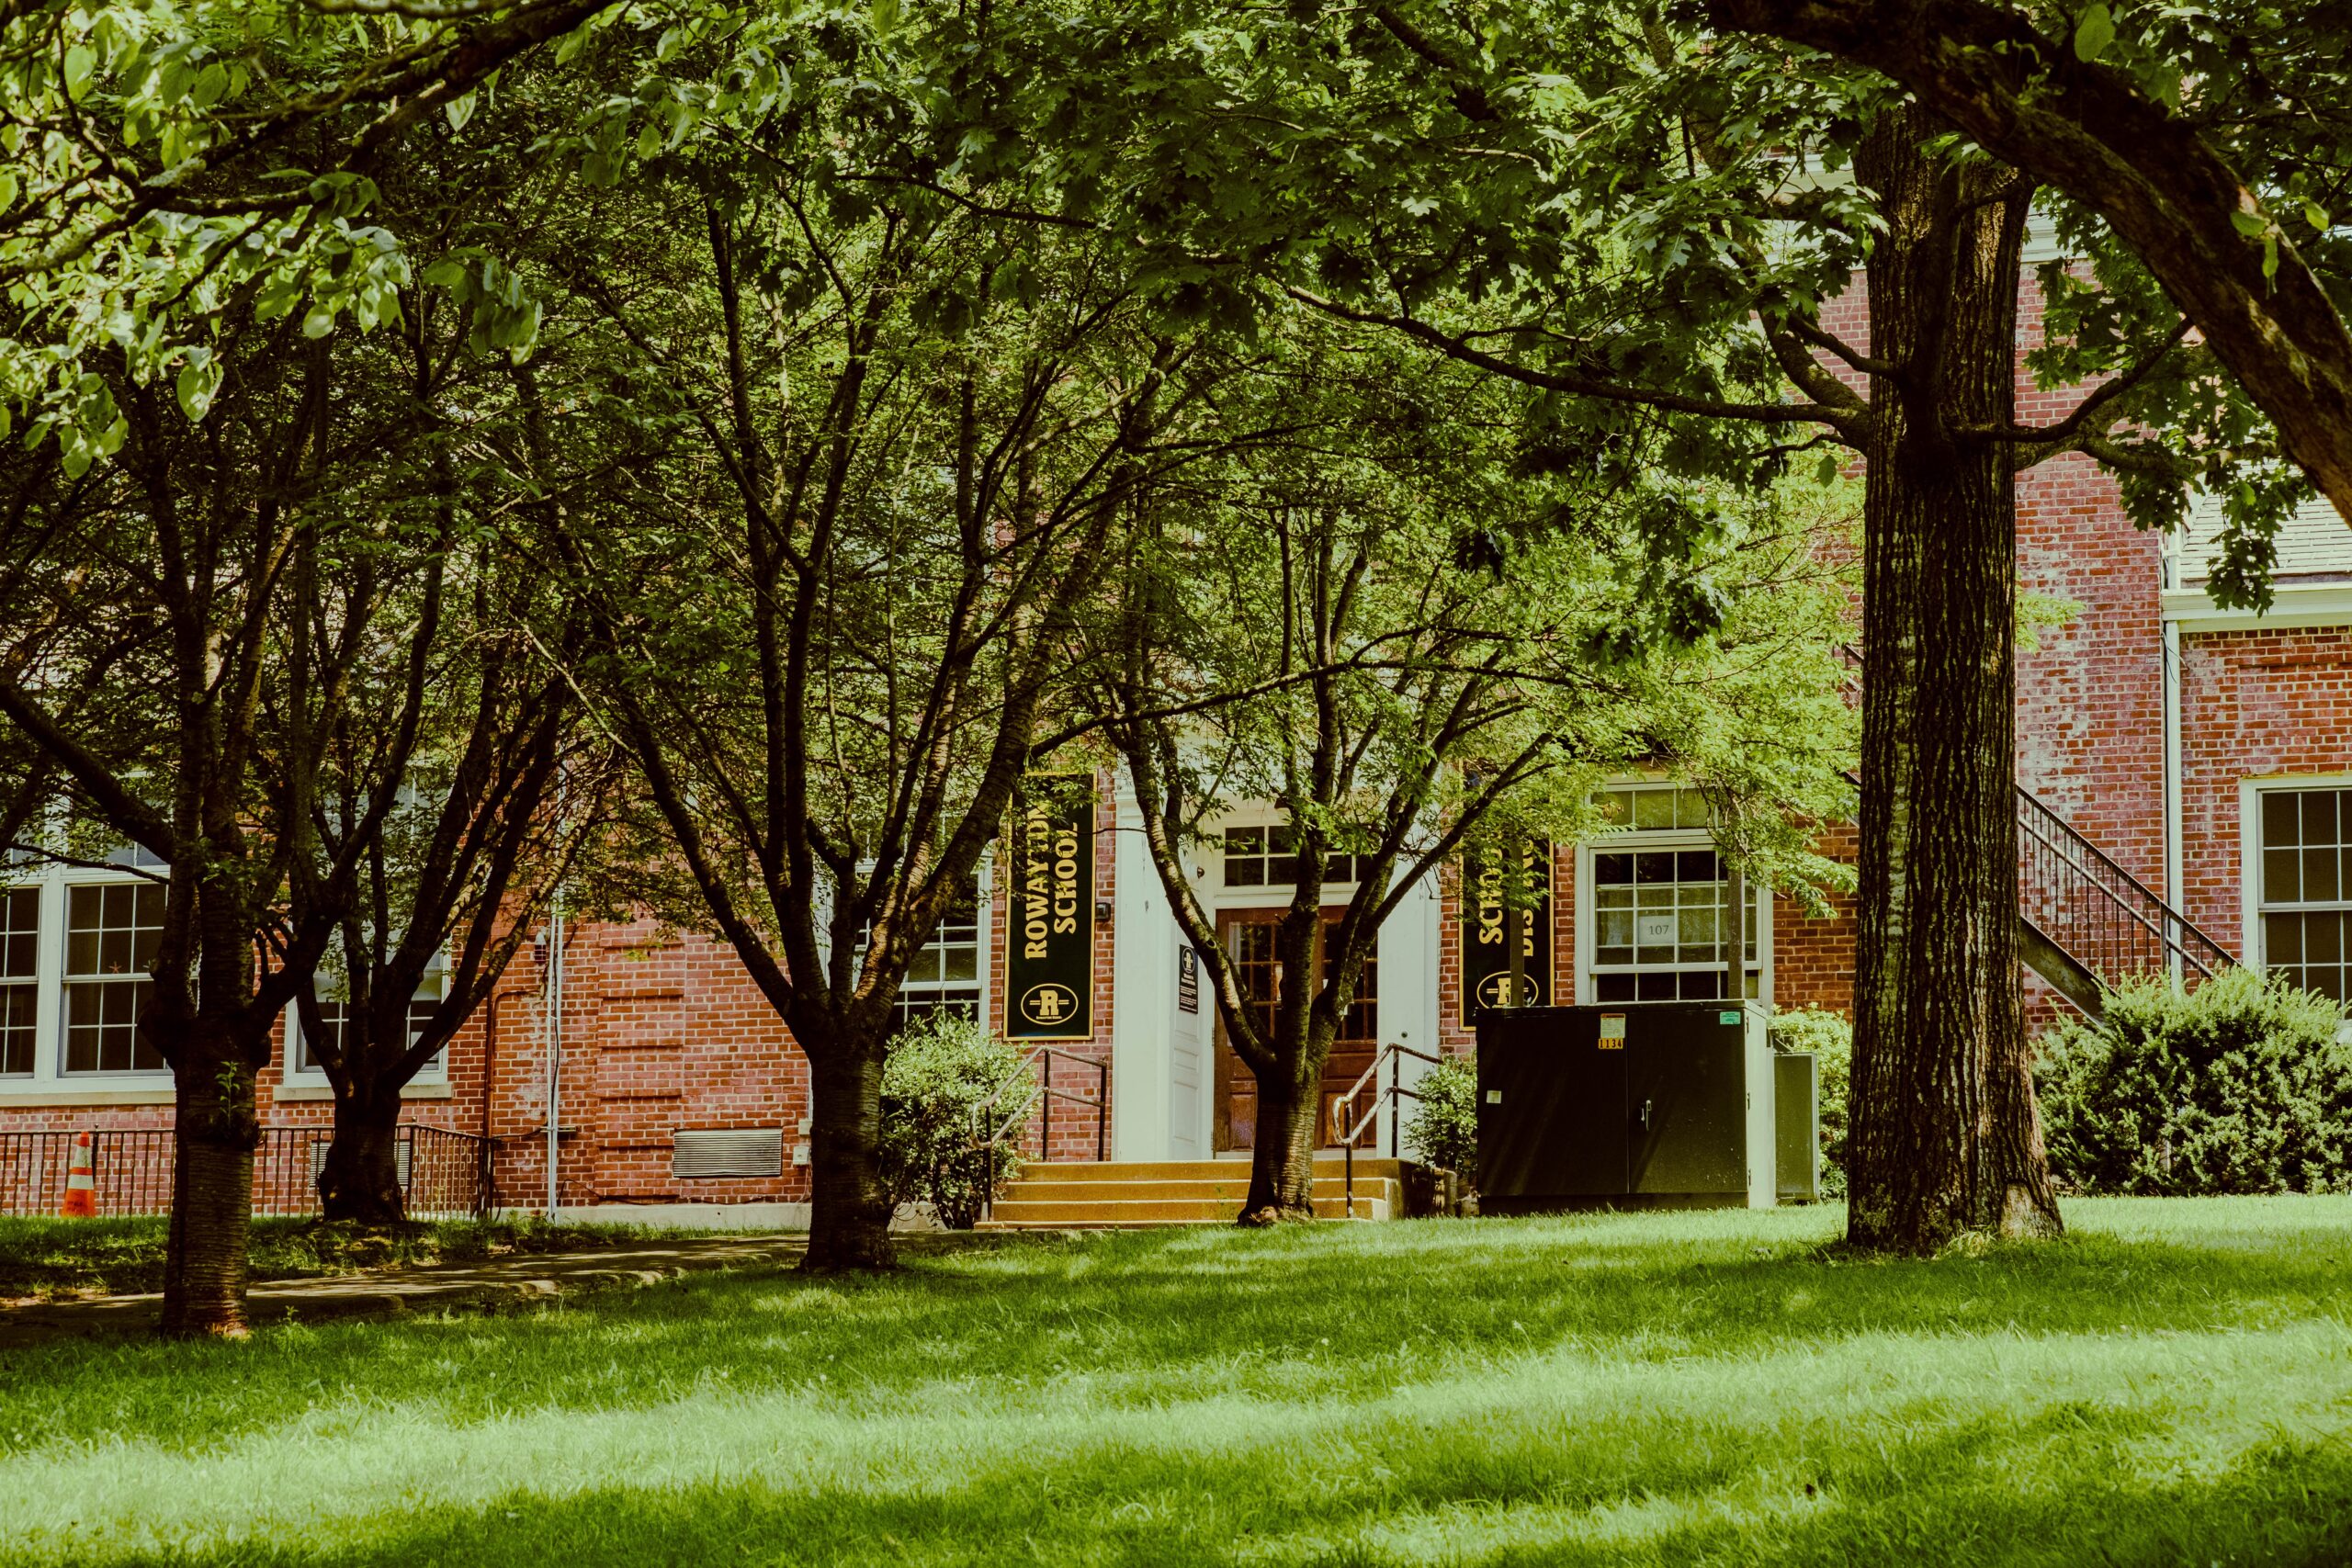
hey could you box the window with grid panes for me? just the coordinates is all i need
[2259,786,2352,1005]
[63,882,165,1072]
[1221,824,1367,887]
[0,887,35,1075]
[1227,919,1378,1043]
[294,988,447,1073]
[864,880,982,1028]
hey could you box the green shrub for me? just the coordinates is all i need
[1769,1007,1850,1198]
[1404,1054,1478,1185]
[2035,967,2352,1195]
[878,1010,1027,1229]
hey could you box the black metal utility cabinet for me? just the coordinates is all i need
[1476,1000,1775,1212]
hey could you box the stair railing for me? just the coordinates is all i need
[1837,642,2233,1002]
[2015,784,2233,986]
[1330,1042,1445,1219]
[970,1043,1110,1223]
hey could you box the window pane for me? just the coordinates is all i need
[1594,852,1631,886]
[1227,827,1263,852]
[0,887,36,978]
[2264,790,2302,848]
[1595,973,1636,1002]
[0,985,32,1075]
[2266,848,2302,904]
[1227,858,1263,887]
[2307,843,2343,903]
[1635,971,1678,1000]
[1632,789,1676,829]
[1634,852,1675,885]
[64,978,159,1073]
[2302,791,2341,849]
[2266,912,2305,965]
[1675,850,1718,883]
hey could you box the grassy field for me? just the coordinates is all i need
[0,1215,692,1301]
[2,1198,2348,1567]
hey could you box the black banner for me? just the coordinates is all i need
[1007,775,1095,1041]
[1460,842,1553,1023]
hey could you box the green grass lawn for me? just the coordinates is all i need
[0,1215,694,1301]
[3,1198,2349,1567]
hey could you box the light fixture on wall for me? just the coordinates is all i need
[1095,898,1114,923]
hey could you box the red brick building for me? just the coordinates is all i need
[5,271,2348,1220]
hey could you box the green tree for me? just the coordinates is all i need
[1704,0,2352,536]
[1079,316,1854,1220]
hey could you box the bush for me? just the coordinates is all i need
[878,1011,1027,1229]
[1404,1054,1478,1185]
[2035,968,2352,1195]
[1769,1007,1851,1198]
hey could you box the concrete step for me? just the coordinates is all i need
[977,1192,1388,1228]
[1001,1156,1405,1184]
[994,1176,1401,1204]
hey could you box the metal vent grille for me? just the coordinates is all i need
[672,1128,785,1179]
[309,1137,413,1188]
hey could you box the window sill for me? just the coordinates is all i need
[0,1085,176,1106]
[270,1080,453,1102]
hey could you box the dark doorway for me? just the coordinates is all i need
[1211,908,1380,1151]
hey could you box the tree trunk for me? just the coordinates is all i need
[803,1043,896,1270]
[1239,1063,1321,1224]
[161,1040,260,1337]
[318,1082,407,1225]
[1846,108,2064,1252]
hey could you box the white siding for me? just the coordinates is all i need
[2182,493,2352,583]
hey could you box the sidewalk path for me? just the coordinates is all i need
[0,1234,816,1346]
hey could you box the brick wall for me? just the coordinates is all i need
[2178,626,2352,954]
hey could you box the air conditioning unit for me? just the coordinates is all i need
[672,1128,785,1179]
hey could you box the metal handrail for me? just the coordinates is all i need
[971,1043,1110,1221]
[1330,1042,1445,1218]
[2015,784,2233,981]
[1838,642,2234,994]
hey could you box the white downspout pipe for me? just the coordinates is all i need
[2161,536,2186,984]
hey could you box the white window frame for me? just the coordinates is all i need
[278,957,453,1096]
[1206,805,1371,912]
[845,853,993,1029]
[1575,783,1773,1008]
[2239,773,2352,1022]
[0,853,176,1102]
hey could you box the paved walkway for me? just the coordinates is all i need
[0,1234,814,1346]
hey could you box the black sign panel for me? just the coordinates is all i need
[1007,775,1095,1040]
[1460,842,1553,1024]
[1177,946,1199,1014]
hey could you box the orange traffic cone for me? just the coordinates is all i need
[59,1131,96,1218]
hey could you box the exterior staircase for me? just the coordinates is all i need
[2013,783,2233,1019]
[977,1156,1403,1230]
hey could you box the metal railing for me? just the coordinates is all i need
[1330,1042,1444,1218]
[2016,784,2233,986]
[973,1048,1119,1222]
[1836,643,2232,1001]
[0,1122,490,1220]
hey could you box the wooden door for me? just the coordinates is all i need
[1212,909,1380,1152]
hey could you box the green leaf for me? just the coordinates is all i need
[302,305,335,339]
[2073,4,2115,62]
[1814,452,1840,487]
[872,0,901,38]
[2304,199,2330,231]
[175,356,221,422]
[62,45,96,102]
[2231,206,2267,238]
[444,90,476,133]
[0,168,17,214]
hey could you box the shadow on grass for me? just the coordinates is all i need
[6,1202,2349,1448]
[44,1370,2352,1567]
[3,1201,2349,1565]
